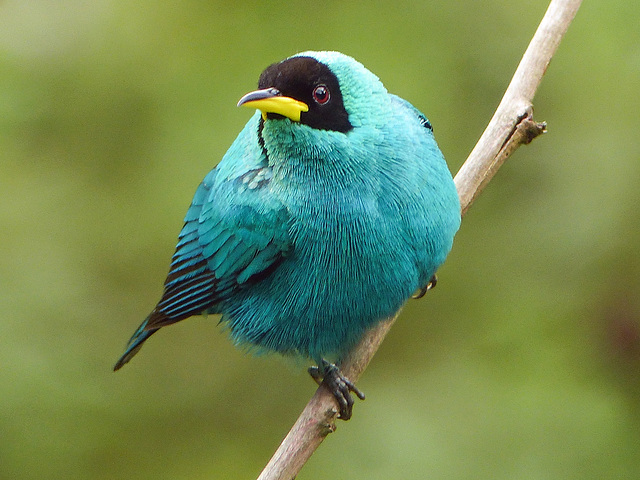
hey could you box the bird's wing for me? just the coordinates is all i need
[388,94,434,132]
[145,162,291,330]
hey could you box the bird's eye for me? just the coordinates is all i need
[312,84,330,105]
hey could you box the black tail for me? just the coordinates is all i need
[113,315,158,371]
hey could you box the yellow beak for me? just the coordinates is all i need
[237,88,309,122]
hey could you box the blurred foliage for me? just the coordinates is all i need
[1,1,639,479]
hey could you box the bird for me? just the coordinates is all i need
[114,51,461,420]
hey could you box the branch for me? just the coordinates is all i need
[455,0,580,215]
[257,1,582,478]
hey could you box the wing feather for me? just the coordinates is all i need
[145,158,291,330]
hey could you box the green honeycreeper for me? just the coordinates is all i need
[114,51,460,419]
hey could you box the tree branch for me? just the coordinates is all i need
[256,1,582,478]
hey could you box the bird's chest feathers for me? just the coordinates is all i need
[276,170,385,288]
[262,121,390,271]
[268,153,379,248]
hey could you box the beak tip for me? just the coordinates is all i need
[236,88,308,122]
[237,88,281,109]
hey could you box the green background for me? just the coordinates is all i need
[2,1,639,479]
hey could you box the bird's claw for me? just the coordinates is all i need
[308,364,324,385]
[308,359,365,421]
[412,274,438,299]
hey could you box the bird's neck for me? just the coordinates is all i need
[260,119,377,185]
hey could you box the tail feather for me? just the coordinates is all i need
[113,315,158,371]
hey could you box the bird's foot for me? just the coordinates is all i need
[308,359,365,421]
[412,274,438,299]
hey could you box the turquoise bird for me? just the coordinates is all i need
[114,51,460,419]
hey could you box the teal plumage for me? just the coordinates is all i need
[114,51,460,415]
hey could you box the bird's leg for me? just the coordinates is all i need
[412,274,438,299]
[307,359,365,421]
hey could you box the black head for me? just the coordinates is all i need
[258,56,352,133]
